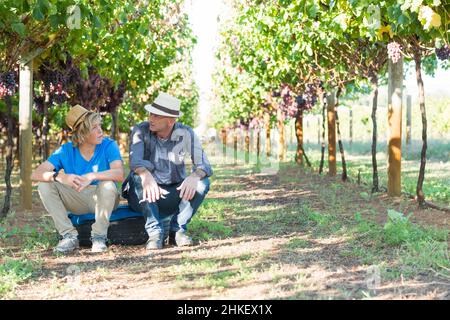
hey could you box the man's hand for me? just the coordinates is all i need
[139,170,168,203]
[57,173,83,190]
[176,174,200,201]
[74,172,96,192]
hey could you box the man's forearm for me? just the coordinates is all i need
[31,171,55,182]
[134,167,158,182]
[89,168,124,182]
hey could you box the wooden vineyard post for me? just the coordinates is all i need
[406,94,412,146]
[295,109,304,164]
[233,127,238,165]
[327,92,337,176]
[387,57,403,197]
[245,126,250,164]
[264,112,271,157]
[256,127,261,165]
[277,108,286,161]
[19,59,34,210]
[221,128,227,159]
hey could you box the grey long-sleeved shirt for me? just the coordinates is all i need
[129,121,213,185]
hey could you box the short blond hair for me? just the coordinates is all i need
[71,113,102,147]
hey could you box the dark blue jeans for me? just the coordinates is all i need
[126,173,210,238]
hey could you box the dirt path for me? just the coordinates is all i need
[3,161,450,300]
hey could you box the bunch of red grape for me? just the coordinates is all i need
[435,44,449,61]
[70,67,113,110]
[0,72,17,99]
[36,65,70,106]
[100,81,126,114]
[301,83,317,111]
[277,83,318,118]
[279,84,298,118]
[387,41,402,63]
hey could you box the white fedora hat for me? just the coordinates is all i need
[144,92,183,117]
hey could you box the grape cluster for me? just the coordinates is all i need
[101,81,126,113]
[0,72,17,99]
[302,83,317,111]
[71,67,112,110]
[37,66,70,105]
[279,84,298,118]
[387,41,402,63]
[34,56,128,121]
[295,95,305,107]
[277,83,318,119]
[435,44,449,61]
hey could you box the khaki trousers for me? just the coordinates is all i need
[38,181,120,238]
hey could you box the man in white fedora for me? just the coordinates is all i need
[31,105,124,254]
[122,92,212,251]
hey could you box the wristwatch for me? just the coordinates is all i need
[53,171,59,182]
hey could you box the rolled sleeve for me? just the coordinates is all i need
[47,145,64,172]
[129,125,155,173]
[193,160,213,178]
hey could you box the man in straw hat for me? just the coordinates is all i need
[31,105,124,254]
[123,92,212,251]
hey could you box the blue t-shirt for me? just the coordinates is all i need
[48,138,122,185]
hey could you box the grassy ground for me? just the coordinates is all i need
[290,139,450,206]
[0,145,449,299]
[216,134,450,206]
[223,128,447,205]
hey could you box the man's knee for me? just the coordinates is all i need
[96,181,118,197]
[97,181,118,192]
[197,177,210,195]
[37,181,56,197]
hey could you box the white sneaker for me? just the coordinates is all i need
[91,237,108,253]
[54,234,79,254]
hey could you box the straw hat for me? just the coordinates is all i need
[65,105,92,130]
[144,92,182,117]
